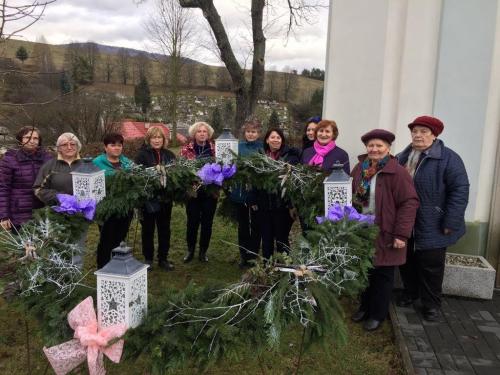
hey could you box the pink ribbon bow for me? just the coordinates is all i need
[43,296,127,375]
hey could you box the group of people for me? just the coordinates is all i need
[0,114,469,332]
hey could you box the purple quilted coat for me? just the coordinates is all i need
[0,148,53,226]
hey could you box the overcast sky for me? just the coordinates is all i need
[8,0,329,72]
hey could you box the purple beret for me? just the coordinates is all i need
[408,116,444,136]
[361,129,395,145]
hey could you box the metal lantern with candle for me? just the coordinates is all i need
[215,128,238,165]
[71,158,106,203]
[323,162,353,216]
[95,242,149,329]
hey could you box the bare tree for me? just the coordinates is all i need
[103,54,114,83]
[179,0,325,130]
[215,67,231,91]
[27,91,122,144]
[183,61,196,88]
[199,63,211,87]
[64,42,98,85]
[281,66,297,103]
[133,52,151,84]
[117,48,130,85]
[265,65,279,101]
[145,0,195,145]
[0,1,56,45]
[32,35,54,73]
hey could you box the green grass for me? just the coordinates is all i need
[0,206,403,374]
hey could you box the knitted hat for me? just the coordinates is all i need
[408,116,444,136]
[361,129,395,145]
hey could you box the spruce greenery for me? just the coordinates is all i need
[15,46,28,63]
[134,74,151,114]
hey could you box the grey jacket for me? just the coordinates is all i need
[33,158,84,205]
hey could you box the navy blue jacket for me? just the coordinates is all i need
[396,140,469,250]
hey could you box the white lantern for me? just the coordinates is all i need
[215,128,238,165]
[71,158,106,203]
[95,242,149,329]
[323,162,353,216]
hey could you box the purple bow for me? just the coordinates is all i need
[197,163,236,186]
[52,194,96,221]
[316,203,374,225]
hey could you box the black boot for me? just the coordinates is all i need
[183,247,195,263]
[199,248,208,262]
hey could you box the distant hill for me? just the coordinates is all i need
[1,38,323,103]
[57,42,198,65]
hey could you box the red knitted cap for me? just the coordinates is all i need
[408,116,444,136]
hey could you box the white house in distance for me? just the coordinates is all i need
[323,0,500,284]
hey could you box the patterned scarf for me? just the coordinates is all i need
[405,149,422,178]
[308,140,336,167]
[354,155,390,208]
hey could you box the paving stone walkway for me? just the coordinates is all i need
[391,290,500,375]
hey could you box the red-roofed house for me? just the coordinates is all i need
[120,120,187,144]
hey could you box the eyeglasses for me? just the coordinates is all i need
[58,142,77,148]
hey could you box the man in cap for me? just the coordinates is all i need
[396,116,469,321]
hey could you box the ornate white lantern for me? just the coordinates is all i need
[323,162,353,216]
[215,128,238,164]
[71,158,106,203]
[95,242,149,329]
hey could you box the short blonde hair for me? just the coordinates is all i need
[188,122,214,139]
[144,126,168,149]
[56,132,82,152]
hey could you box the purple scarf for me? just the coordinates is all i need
[308,140,336,167]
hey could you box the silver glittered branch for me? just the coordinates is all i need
[0,216,92,298]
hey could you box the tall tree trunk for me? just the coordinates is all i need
[169,55,181,146]
[179,0,266,131]
[249,0,266,116]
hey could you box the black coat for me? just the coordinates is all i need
[396,139,469,249]
[135,145,175,167]
[255,146,300,210]
[135,145,176,213]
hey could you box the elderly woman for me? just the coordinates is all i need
[0,126,52,231]
[33,132,83,205]
[257,128,300,260]
[301,116,321,151]
[33,132,85,266]
[351,129,419,331]
[301,119,350,174]
[180,122,216,263]
[396,116,469,321]
[135,127,176,271]
[93,133,134,269]
[230,118,263,268]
